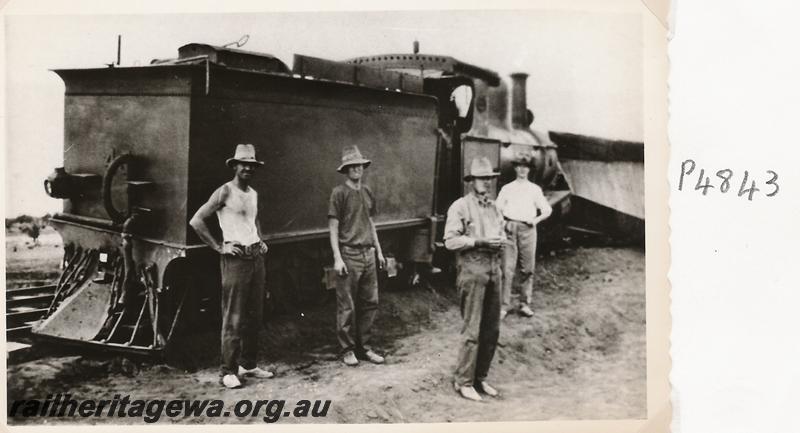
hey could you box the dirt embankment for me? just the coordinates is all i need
[6,245,646,424]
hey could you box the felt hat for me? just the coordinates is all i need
[337,145,372,173]
[463,157,499,181]
[226,144,264,167]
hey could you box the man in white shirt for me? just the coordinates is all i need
[190,144,272,389]
[496,151,553,319]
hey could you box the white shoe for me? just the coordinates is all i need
[363,350,385,364]
[457,385,483,402]
[478,381,500,397]
[343,350,359,366]
[221,374,242,389]
[500,310,508,321]
[238,365,274,379]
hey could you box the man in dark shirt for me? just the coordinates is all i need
[328,145,387,367]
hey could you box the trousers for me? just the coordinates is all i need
[220,254,265,376]
[502,221,538,310]
[335,246,379,355]
[453,249,502,387]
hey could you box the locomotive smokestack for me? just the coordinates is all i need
[510,72,530,129]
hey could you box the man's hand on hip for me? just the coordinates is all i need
[219,243,244,256]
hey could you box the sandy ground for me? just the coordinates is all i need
[4,229,63,289]
[5,230,645,424]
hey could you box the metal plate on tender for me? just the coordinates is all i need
[293,54,424,93]
[32,281,112,341]
[322,266,338,291]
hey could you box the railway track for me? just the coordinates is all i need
[6,284,56,338]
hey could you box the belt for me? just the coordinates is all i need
[242,242,263,257]
[224,241,263,259]
[341,244,374,252]
[461,247,503,258]
[504,217,533,227]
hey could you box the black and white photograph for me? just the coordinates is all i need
[3,1,669,429]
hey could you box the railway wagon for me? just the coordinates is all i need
[35,42,573,355]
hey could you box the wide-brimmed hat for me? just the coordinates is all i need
[337,145,372,173]
[463,157,499,181]
[511,151,533,166]
[226,144,264,167]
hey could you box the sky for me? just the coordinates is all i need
[3,7,643,217]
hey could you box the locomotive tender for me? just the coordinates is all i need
[36,42,575,355]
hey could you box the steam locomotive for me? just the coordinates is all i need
[36,41,639,355]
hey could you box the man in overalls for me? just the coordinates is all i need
[444,156,506,402]
[190,144,272,389]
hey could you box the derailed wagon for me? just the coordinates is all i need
[35,41,642,355]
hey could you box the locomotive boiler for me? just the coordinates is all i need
[35,41,636,355]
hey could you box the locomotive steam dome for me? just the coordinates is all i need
[345,50,560,188]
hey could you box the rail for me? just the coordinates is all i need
[5,284,57,338]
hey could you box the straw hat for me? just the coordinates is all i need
[337,146,372,173]
[463,157,499,181]
[226,144,264,167]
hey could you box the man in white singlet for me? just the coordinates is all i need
[190,144,272,389]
